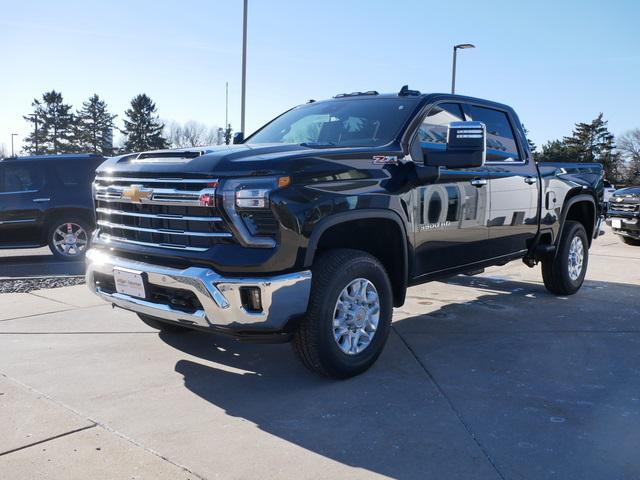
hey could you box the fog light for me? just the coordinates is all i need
[240,286,262,313]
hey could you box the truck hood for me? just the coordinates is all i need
[97,143,390,178]
[612,186,640,198]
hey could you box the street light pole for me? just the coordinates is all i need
[451,43,475,94]
[240,0,248,134]
[11,133,18,157]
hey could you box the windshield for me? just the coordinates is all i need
[246,97,420,148]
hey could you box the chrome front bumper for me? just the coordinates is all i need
[85,249,312,332]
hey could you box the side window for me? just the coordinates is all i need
[465,105,521,162]
[1,164,44,193]
[418,103,465,147]
[55,161,95,186]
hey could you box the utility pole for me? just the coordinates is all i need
[11,133,17,157]
[451,43,475,94]
[225,81,229,129]
[240,0,248,134]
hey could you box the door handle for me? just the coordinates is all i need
[32,198,50,203]
[469,178,487,187]
[524,176,537,185]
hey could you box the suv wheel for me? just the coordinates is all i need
[137,314,192,333]
[47,216,91,261]
[292,249,393,378]
[541,221,589,295]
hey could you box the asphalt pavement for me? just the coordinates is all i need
[0,247,85,279]
[1,229,639,479]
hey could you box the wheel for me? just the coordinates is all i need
[47,216,91,260]
[621,236,640,246]
[541,221,589,295]
[137,313,191,333]
[292,249,393,378]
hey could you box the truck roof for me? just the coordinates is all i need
[1,153,104,163]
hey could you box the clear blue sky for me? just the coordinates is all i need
[1,0,639,154]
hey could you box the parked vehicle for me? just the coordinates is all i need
[85,89,602,377]
[0,154,104,259]
[603,180,617,207]
[606,187,640,245]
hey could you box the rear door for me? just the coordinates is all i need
[462,103,538,257]
[0,161,51,247]
[412,102,490,278]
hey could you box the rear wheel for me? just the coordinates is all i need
[541,221,589,295]
[621,236,640,246]
[47,216,91,260]
[137,313,191,333]
[292,249,393,378]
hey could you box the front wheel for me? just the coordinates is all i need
[47,216,91,260]
[541,221,589,295]
[292,249,393,378]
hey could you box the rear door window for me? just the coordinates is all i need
[55,160,97,186]
[464,105,521,162]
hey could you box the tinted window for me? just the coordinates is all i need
[247,97,420,148]
[418,103,465,145]
[55,160,97,186]
[465,105,520,162]
[1,164,44,193]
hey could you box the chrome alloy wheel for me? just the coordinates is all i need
[568,235,584,281]
[52,222,88,257]
[332,278,380,355]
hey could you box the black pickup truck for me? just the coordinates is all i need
[607,186,640,245]
[86,88,602,378]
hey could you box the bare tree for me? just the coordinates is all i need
[165,121,220,148]
[618,129,640,185]
[0,143,7,159]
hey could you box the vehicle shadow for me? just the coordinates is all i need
[160,274,640,479]
[0,253,84,277]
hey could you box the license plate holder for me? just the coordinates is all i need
[612,218,622,229]
[113,268,146,299]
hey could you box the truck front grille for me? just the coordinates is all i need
[94,175,233,252]
[609,201,639,213]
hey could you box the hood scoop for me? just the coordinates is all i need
[123,150,207,164]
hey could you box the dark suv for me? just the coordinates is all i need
[0,154,104,260]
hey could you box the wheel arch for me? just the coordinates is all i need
[304,210,409,307]
[557,193,596,249]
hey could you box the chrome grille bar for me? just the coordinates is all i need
[99,234,209,252]
[95,207,222,222]
[97,220,232,238]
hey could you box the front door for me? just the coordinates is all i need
[411,102,490,278]
[462,103,538,257]
[0,161,50,247]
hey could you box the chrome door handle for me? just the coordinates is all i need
[470,178,487,187]
[524,176,537,185]
[33,198,50,203]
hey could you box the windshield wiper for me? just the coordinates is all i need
[300,141,336,148]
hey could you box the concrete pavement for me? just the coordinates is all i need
[1,230,639,479]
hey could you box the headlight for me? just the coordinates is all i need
[222,176,290,248]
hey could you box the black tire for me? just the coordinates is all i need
[621,236,640,246]
[47,215,92,261]
[137,313,191,333]
[292,249,393,379]
[541,221,589,295]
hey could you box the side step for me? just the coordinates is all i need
[464,268,485,276]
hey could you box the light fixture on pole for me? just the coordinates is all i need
[451,43,475,94]
[240,0,248,135]
[11,133,17,157]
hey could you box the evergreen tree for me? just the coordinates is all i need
[537,139,579,163]
[121,94,168,152]
[224,124,233,145]
[22,91,77,154]
[76,94,117,155]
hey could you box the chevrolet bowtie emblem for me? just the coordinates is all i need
[122,185,153,203]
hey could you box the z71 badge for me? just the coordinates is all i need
[372,155,398,165]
